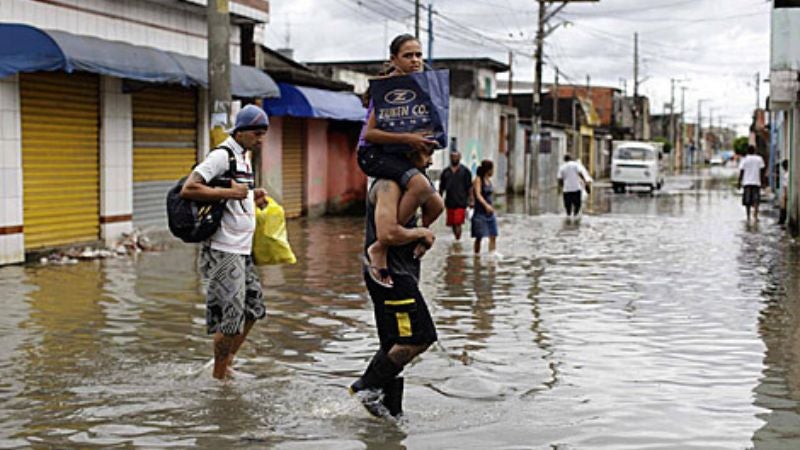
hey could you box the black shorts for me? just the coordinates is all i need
[563,191,582,215]
[742,185,761,207]
[358,145,420,189]
[364,272,438,352]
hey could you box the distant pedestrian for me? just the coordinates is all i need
[439,151,473,240]
[779,159,789,226]
[737,145,766,222]
[557,154,592,219]
[180,105,270,380]
[472,160,498,254]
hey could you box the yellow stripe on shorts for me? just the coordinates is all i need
[396,312,412,337]
[385,298,415,306]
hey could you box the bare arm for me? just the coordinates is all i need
[363,109,437,152]
[180,172,248,201]
[374,180,434,246]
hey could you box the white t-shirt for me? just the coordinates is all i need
[739,154,765,187]
[193,136,256,255]
[558,161,591,193]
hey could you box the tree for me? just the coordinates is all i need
[733,136,749,155]
[654,136,672,154]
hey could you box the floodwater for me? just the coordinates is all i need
[2,166,800,449]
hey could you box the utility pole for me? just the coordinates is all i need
[697,99,702,162]
[527,0,597,199]
[554,68,559,123]
[427,3,433,67]
[632,32,639,140]
[527,0,546,198]
[755,71,760,109]
[415,0,421,39]
[670,79,676,158]
[208,0,231,148]
[680,86,687,168]
[507,51,514,107]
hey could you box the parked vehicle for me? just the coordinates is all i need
[611,141,665,193]
[710,153,724,166]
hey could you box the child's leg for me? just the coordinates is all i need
[397,173,441,225]
[473,238,482,254]
[489,237,497,253]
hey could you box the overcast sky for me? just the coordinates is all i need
[263,0,772,135]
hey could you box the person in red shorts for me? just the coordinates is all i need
[439,150,473,240]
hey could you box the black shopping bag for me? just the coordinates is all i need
[368,69,450,154]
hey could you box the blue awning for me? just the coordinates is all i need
[263,82,366,122]
[0,23,279,98]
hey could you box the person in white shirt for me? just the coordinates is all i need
[737,145,766,222]
[558,154,592,218]
[180,105,269,380]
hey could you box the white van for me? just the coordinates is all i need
[610,141,665,193]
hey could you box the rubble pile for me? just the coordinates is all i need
[38,229,166,265]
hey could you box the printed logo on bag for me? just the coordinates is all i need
[384,89,417,105]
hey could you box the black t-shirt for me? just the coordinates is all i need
[439,164,473,209]
[364,181,421,283]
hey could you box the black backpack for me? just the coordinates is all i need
[166,146,237,243]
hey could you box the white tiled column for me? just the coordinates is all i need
[99,77,133,246]
[0,75,24,265]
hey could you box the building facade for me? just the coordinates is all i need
[770,0,800,235]
[0,0,278,265]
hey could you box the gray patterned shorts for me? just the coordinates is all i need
[200,246,266,336]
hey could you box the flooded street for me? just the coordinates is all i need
[2,167,800,449]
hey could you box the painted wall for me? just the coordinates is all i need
[435,97,504,185]
[538,127,568,194]
[305,119,328,218]
[0,0,242,61]
[326,130,367,214]
[261,115,283,204]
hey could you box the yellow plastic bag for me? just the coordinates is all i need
[252,197,297,265]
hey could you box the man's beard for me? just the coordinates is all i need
[450,161,459,167]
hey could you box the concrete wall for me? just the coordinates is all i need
[0,75,24,265]
[305,119,329,218]
[1,0,242,61]
[509,124,527,194]
[436,97,504,185]
[326,130,367,214]
[790,109,800,236]
[538,128,568,194]
[99,77,133,245]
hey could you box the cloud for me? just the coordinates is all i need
[265,0,772,133]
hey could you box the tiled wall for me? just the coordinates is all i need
[0,75,24,265]
[0,0,242,62]
[99,77,133,246]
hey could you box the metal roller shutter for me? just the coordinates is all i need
[132,86,197,229]
[282,118,305,218]
[20,72,100,250]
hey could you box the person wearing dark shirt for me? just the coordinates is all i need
[438,151,473,240]
[349,149,438,421]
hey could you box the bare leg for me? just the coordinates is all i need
[224,319,256,370]
[746,206,751,221]
[213,332,236,380]
[474,238,482,254]
[387,343,430,367]
[753,201,760,221]
[489,237,496,253]
[453,224,462,240]
[398,174,440,225]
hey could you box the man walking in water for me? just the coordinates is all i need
[350,148,439,419]
[439,150,473,240]
[558,154,592,220]
[180,105,269,380]
[737,145,766,222]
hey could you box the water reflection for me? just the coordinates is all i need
[0,168,799,448]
